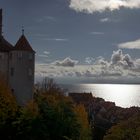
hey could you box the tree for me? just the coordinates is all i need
[35,89,81,140]
[0,77,92,140]
[104,115,140,140]
[74,104,92,140]
[34,77,92,140]
[0,74,18,139]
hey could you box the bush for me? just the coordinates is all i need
[104,115,140,140]
[0,77,92,140]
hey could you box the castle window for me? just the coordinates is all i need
[0,53,3,59]
[11,67,14,76]
[29,53,33,60]
[9,53,12,59]
[28,68,32,76]
[18,52,22,59]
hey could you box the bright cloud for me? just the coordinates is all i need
[38,51,50,58]
[43,38,69,42]
[52,57,78,67]
[35,50,140,83]
[100,17,110,22]
[85,57,95,64]
[111,49,134,68]
[90,32,104,35]
[118,39,140,49]
[43,51,50,55]
[36,16,56,23]
[69,0,140,13]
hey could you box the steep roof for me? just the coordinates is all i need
[0,36,13,52]
[0,9,2,36]
[14,35,35,52]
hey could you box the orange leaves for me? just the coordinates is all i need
[0,75,17,122]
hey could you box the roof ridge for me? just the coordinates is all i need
[14,35,35,52]
[0,36,13,52]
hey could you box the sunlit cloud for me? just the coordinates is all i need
[36,16,56,23]
[35,50,140,83]
[43,51,50,55]
[100,17,110,22]
[118,39,140,49]
[43,38,69,42]
[52,57,78,67]
[90,32,104,35]
[85,57,95,64]
[38,51,50,58]
[69,0,140,13]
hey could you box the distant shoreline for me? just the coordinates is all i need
[59,83,140,108]
[59,83,140,86]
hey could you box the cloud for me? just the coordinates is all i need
[45,16,56,21]
[32,34,48,38]
[43,38,69,42]
[85,57,95,64]
[90,32,104,35]
[111,49,134,68]
[69,0,140,13]
[118,39,140,49]
[35,50,140,83]
[100,17,110,22]
[38,51,50,58]
[52,57,78,67]
[111,49,123,65]
[43,51,50,55]
[36,16,56,23]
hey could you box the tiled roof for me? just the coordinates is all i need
[0,36,13,52]
[14,35,35,52]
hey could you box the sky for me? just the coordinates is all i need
[1,0,140,84]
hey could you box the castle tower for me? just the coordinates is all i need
[0,9,13,81]
[0,9,2,36]
[9,33,35,105]
[0,9,35,105]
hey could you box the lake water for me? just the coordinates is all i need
[60,84,140,108]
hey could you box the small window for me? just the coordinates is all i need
[29,53,33,60]
[0,53,3,59]
[28,68,32,76]
[9,53,12,59]
[18,52,22,59]
[11,67,14,76]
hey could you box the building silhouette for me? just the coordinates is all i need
[0,9,35,105]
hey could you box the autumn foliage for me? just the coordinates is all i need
[0,75,17,123]
[104,115,140,140]
[0,77,92,140]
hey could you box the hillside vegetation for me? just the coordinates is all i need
[0,77,92,140]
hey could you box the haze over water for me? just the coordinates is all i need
[61,84,140,108]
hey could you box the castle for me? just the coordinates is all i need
[0,9,35,105]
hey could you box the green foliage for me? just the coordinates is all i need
[0,77,17,123]
[0,77,92,140]
[0,76,18,139]
[104,115,140,140]
[34,94,77,139]
[74,104,92,140]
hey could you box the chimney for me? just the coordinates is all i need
[0,9,2,36]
